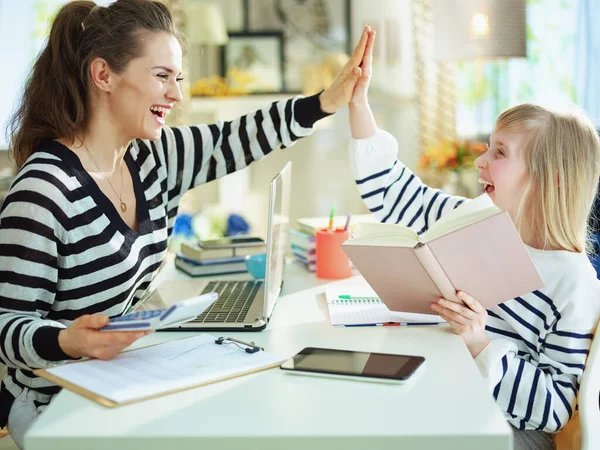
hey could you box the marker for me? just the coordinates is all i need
[327,206,336,231]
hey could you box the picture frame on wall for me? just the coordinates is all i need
[246,0,351,92]
[221,32,285,94]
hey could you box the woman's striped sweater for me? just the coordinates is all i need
[349,129,600,432]
[0,94,327,427]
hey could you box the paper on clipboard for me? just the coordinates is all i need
[35,334,284,407]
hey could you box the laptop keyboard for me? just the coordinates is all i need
[194,280,263,323]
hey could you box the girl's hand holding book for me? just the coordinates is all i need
[430,291,490,358]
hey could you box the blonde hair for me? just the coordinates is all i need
[494,104,600,253]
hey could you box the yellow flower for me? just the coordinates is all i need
[190,71,257,97]
[420,139,486,173]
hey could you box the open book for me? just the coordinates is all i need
[342,194,544,315]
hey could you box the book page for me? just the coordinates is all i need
[422,194,501,243]
[44,334,284,404]
[325,285,444,326]
[344,222,418,247]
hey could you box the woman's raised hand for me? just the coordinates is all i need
[318,26,374,114]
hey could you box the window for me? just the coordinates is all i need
[0,0,112,148]
[454,0,578,137]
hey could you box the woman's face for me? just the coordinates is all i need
[108,32,183,142]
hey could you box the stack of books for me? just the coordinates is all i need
[288,229,316,272]
[288,214,377,272]
[175,239,265,277]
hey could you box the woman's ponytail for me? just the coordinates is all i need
[7,0,181,168]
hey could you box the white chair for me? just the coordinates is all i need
[556,319,600,450]
[579,319,600,450]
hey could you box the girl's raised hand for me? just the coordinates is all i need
[431,291,490,358]
[350,27,375,106]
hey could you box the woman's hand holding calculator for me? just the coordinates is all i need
[58,315,153,360]
[58,292,219,360]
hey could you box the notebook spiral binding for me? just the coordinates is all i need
[330,296,382,305]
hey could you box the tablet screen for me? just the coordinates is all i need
[284,347,424,380]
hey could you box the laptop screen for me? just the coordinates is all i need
[264,161,291,319]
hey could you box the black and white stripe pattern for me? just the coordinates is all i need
[0,94,324,427]
[349,129,600,432]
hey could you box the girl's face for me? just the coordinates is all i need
[474,129,529,218]
[108,32,183,142]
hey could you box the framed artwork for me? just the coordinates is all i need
[246,0,351,92]
[221,32,285,94]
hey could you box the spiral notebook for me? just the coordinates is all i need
[325,285,444,327]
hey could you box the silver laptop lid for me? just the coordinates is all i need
[263,161,291,320]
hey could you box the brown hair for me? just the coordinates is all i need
[7,0,182,168]
[494,104,600,253]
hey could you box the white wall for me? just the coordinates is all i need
[184,93,419,239]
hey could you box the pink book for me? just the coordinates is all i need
[342,195,544,315]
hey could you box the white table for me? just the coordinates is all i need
[26,260,513,450]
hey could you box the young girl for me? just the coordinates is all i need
[0,1,369,448]
[350,30,600,450]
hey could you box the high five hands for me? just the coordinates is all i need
[319,26,376,114]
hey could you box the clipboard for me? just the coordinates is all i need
[34,334,284,408]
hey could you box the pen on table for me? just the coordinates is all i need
[338,295,379,300]
[342,322,439,327]
[343,213,351,231]
[327,206,336,231]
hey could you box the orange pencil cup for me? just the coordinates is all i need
[316,228,352,279]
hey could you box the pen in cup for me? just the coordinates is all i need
[343,213,351,231]
[327,206,336,231]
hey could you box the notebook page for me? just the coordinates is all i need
[44,334,284,404]
[325,286,444,326]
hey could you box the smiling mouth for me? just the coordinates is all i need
[478,178,495,194]
[149,106,169,120]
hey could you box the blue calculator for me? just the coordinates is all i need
[100,292,218,332]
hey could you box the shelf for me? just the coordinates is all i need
[189,94,299,115]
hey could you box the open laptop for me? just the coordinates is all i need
[133,161,292,331]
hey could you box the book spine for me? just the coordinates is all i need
[176,254,245,265]
[412,244,460,303]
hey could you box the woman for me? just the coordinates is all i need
[0,1,369,447]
